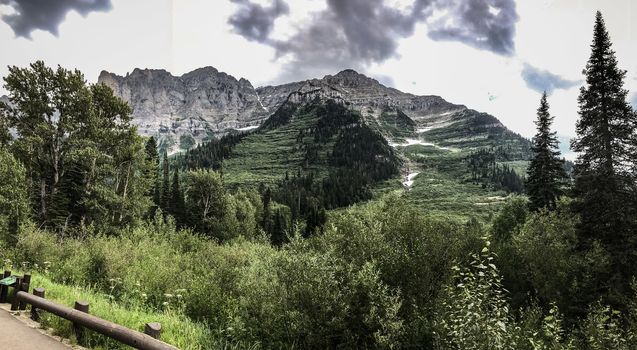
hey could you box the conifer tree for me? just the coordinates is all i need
[161,151,170,212]
[571,12,637,295]
[144,137,161,210]
[526,92,566,211]
[170,167,185,225]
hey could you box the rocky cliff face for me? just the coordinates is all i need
[97,67,494,153]
[98,67,274,153]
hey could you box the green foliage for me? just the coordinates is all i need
[184,169,228,238]
[491,196,529,243]
[467,148,525,193]
[2,61,152,234]
[434,241,519,349]
[312,195,484,346]
[571,11,637,307]
[0,148,29,243]
[578,303,636,350]
[507,204,580,312]
[144,136,161,213]
[5,191,637,349]
[169,167,185,225]
[0,102,11,146]
[526,93,567,211]
[29,273,248,350]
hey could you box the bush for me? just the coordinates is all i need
[510,206,579,311]
[434,241,519,349]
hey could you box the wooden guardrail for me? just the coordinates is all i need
[1,270,178,350]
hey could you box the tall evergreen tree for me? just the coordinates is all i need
[161,151,170,212]
[526,92,567,211]
[571,12,637,300]
[144,137,161,210]
[170,167,185,225]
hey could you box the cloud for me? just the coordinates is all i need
[228,0,519,82]
[228,0,289,43]
[630,92,637,110]
[426,0,518,56]
[521,63,581,94]
[0,0,112,39]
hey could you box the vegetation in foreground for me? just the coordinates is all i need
[0,10,636,350]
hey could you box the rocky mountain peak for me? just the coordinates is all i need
[323,69,381,88]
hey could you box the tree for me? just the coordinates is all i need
[0,101,11,147]
[144,136,161,211]
[184,169,227,237]
[2,61,152,233]
[571,12,637,302]
[161,151,170,212]
[4,62,92,225]
[169,167,185,225]
[526,92,567,211]
[0,148,29,243]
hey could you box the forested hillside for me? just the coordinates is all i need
[0,11,636,350]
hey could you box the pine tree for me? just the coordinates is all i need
[571,12,637,301]
[161,151,170,212]
[170,167,185,225]
[526,92,567,211]
[144,137,161,211]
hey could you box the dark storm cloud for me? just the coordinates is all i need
[0,0,112,39]
[426,0,518,56]
[228,0,289,42]
[228,0,519,82]
[521,63,581,94]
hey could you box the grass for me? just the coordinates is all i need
[373,142,519,222]
[222,107,334,187]
[25,273,257,350]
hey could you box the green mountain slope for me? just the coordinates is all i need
[179,97,401,189]
[176,70,533,221]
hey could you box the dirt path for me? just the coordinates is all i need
[0,306,74,350]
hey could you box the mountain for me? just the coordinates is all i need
[98,67,273,153]
[98,67,528,155]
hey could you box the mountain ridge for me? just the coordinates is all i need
[96,66,504,153]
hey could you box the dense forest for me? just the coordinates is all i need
[0,11,636,350]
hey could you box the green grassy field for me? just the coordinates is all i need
[380,143,515,222]
[22,273,257,350]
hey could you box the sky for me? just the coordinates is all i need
[1,0,636,150]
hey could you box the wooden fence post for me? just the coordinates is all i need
[31,288,45,321]
[19,274,31,310]
[74,301,90,342]
[0,270,10,303]
[144,322,162,340]
[10,276,22,311]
